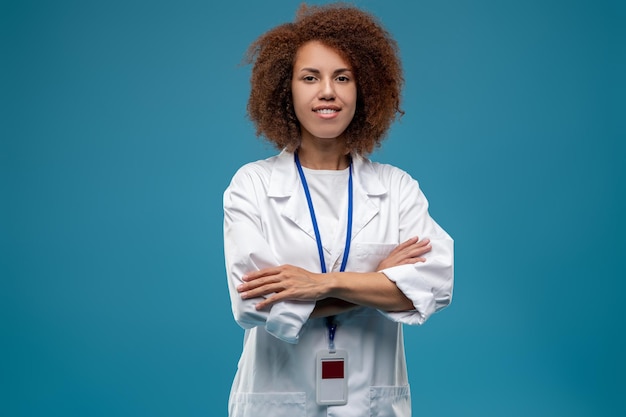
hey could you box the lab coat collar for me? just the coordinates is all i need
[268,150,387,251]
[267,149,387,197]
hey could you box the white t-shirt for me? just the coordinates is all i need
[301,166,350,268]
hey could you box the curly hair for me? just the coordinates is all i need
[245,3,404,155]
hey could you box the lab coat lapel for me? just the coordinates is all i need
[267,151,318,245]
[266,151,387,250]
[350,155,387,240]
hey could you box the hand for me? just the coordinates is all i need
[238,265,326,310]
[376,237,431,270]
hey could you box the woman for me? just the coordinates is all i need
[223,4,453,416]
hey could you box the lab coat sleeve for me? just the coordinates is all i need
[223,164,314,343]
[379,170,454,325]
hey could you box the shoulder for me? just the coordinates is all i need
[227,154,280,189]
[356,155,420,191]
[225,151,299,199]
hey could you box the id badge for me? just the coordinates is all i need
[316,349,348,405]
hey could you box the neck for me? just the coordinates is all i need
[297,139,350,170]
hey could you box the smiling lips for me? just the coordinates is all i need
[314,106,340,117]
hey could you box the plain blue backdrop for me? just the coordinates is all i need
[2,0,624,416]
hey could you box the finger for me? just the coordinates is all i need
[238,270,283,292]
[255,296,275,311]
[390,237,430,259]
[256,288,293,309]
[254,285,316,310]
[241,281,283,299]
[406,243,432,257]
[417,237,430,246]
[239,275,282,294]
[390,237,420,254]
[399,257,427,265]
[252,287,295,310]
[398,240,431,256]
[243,266,283,281]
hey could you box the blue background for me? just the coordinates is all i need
[2,0,624,416]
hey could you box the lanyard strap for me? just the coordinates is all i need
[294,152,353,273]
[326,317,337,352]
[294,152,353,352]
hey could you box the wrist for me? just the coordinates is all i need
[324,272,341,299]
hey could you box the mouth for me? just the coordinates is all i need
[315,109,338,114]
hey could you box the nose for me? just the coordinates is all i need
[318,78,335,100]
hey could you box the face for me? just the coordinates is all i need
[291,41,357,145]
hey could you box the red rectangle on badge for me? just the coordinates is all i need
[322,359,344,379]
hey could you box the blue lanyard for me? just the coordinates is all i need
[294,152,353,274]
[295,152,352,352]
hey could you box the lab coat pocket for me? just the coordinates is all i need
[230,392,306,417]
[351,242,397,272]
[369,385,411,417]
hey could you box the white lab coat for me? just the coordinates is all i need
[223,150,453,417]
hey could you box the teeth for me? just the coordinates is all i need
[316,109,337,114]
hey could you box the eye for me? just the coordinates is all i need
[302,75,317,82]
[336,75,350,82]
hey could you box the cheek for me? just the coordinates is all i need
[348,86,358,108]
[343,92,358,121]
[291,87,308,114]
[291,99,307,123]
[339,86,357,108]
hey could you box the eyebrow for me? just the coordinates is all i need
[298,67,353,75]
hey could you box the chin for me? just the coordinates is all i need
[311,130,348,140]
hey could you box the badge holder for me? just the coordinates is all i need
[316,319,348,406]
[316,349,348,405]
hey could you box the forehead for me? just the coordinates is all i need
[294,41,351,69]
